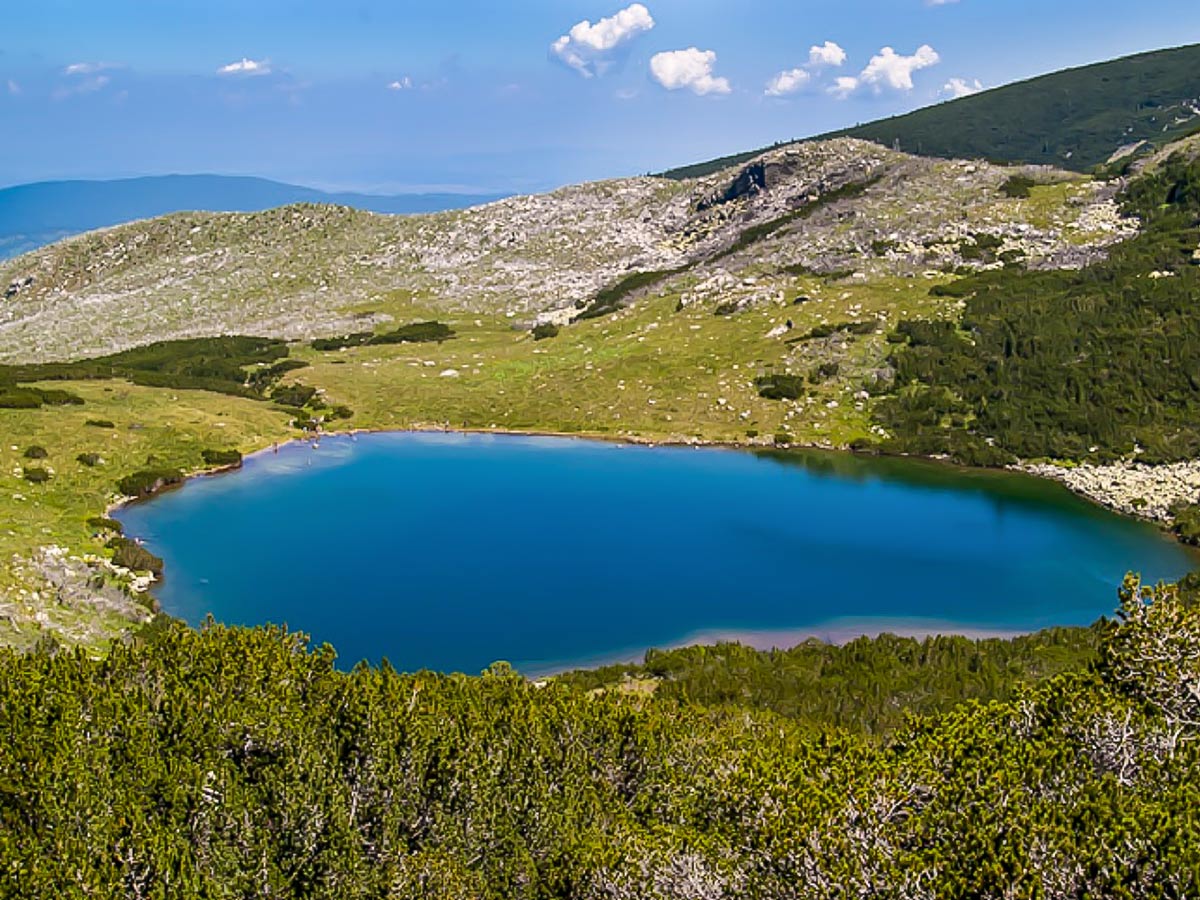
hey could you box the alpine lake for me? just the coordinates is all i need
[115,432,1198,675]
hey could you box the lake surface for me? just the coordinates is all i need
[115,432,1197,674]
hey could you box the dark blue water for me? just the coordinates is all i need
[115,432,1197,674]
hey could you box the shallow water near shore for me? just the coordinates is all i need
[115,432,1197,674]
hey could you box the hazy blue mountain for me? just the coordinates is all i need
[0,174,504,260]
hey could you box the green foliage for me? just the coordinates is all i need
[792,319,877,341]
[1000,174,1036,198]
[559,625,1100,735]
[0,336,293,400]
[107,536,164,575]
[1171,503,1200,546]
[0,386,85,409]
[959,232,1005,262]
[531,322,559,341]
[22,445,47,459]
[21,466,50,483]
[1,583,1199,897]
[271,383,317,408]
[200,448,243,467]
[659,43,1200,178]
[755,373,808,400]
[573,266,691,321]
[875,158,1200,464]
[811,361,840,383]
[117,467,183,498]
[86,516,123,534]
[311,321,456,351]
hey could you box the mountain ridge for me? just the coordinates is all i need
[0,174,505,261]
[661,42,1200,180]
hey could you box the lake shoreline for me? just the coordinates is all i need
[112,421,1195,542]
[111,427,1196,675]
[103,423,1196,645]
[518,619,1036,679]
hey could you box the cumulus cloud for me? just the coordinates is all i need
[859,45,940,93]
[764,40,845,98]
[942,76,983,99]
[828,75,860,99]
[764,68,810,97]
[650,48,731,96]
[551,3,655,78]
[387,77,414,91]
[808,41,847,68]
[217,57,271,76]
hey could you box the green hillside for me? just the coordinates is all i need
[3,577,1199,896]
[662,43,1200,180]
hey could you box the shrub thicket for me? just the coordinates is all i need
[117,468,183,498]
[0,578,1198,896]
[872,153,1200,465]
[200,448,243,467]
[107,536,164,575]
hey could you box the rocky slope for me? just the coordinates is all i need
[0,138,1132,364]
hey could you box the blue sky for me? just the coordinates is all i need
[1,1,1197,193]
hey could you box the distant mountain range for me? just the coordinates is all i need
[662,42,1200,180]
[0,175,505,260]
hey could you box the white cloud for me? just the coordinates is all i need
[551,3,655,78]
[927,0,960,5]
[6,79,19,96]
[387,77,414,91]
[63,62,114,76]
[942,76,983,99]
[857,44,940,93]
[217,58,271,76]
[828,76,860,99]
[650,48,731,96]
[764,68,810,98]
[808,41,847,68]
[765,40,845,97]
[52,74,111,100]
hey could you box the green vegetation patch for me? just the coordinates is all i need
[999,174,1037,198]
[1171,503,1200,546]
[0,336,294,400]
[0,578,1198,896]
[311,321,455,351]
[117,467,183,498]
[200,448,243,467]
[873,154,1200,465]
[573,266,691,321]
[0,386,85,409]
[107,536,164,575]
[754,373,808,400]
[559,624,1100,734]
